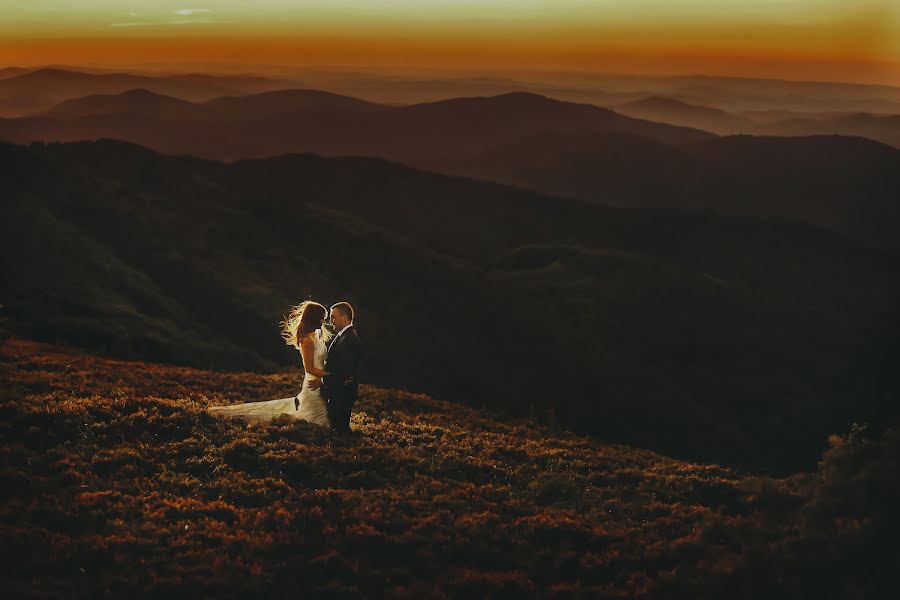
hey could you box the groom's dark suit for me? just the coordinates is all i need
[322,325,360,433]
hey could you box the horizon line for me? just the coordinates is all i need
[5,62,900,91]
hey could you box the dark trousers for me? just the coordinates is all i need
[327,388,357,432]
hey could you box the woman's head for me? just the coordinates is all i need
[281,301,331,349]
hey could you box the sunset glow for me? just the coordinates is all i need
[2,1,900,83]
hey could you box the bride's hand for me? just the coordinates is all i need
[307,377,322,390]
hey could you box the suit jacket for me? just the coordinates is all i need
[322,325,361,402]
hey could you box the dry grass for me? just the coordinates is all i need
[2,338,893,599]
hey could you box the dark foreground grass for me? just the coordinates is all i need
[1,338,896,598]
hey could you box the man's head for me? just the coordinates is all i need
[330,302,354,331]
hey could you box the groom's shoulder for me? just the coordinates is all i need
[333,326,360,346]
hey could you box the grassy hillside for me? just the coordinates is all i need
[2,339,897,598]
[2,140,898,473]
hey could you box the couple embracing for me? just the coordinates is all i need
[210,301,360,433]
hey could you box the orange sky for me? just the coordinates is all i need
[2,1,899,85]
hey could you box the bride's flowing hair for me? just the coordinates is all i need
[280,301,332,350]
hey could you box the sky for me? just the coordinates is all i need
[2,1,899,84]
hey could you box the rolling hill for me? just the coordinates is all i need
[39,88,200,119]
[0,88,711,158]
[0,67,30,80]
[0,68,290,117]
[613,96,755,134]
[611,96,900,150]
[2,139,898,473]
[3,88,898,252]
[429,132,900,253]
[40,88,386,120]
[2,337,898,598]
[759,113,900,150]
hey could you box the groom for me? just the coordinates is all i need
[309,302,360,433]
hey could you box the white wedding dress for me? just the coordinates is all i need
[209,333,331,427]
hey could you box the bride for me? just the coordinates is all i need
[209,301,332,427]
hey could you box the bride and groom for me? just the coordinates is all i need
[210,301,360,433]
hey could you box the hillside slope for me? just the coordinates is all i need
[2,139,899,473]
[2,338,897,599]
[429,132,900,252]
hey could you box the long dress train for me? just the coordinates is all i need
[209,334,330,427]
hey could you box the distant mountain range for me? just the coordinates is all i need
[612,94,900,149]
[0,68,290,116]
[3,139,898,473]
[756,112,900,148]
[0,67,30,80]
[4,66,900,114]
[40,87,386,120]
[613,96,756,133]
[3,84,899,251]
[1,86,709,151]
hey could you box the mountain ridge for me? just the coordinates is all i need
[0,67,291,116]
[3,87,897,251]
[613,95,755,133]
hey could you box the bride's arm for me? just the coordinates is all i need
[300,336,330,379]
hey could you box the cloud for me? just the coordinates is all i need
[110,18,218,29]
[175,9,211,16]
